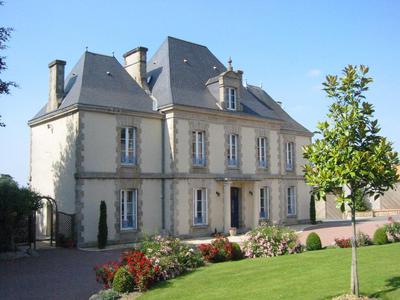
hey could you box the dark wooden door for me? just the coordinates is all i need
[231,187,240,228]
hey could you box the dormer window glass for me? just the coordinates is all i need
[227,88,237,111]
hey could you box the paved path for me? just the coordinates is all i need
[0,248,124,300]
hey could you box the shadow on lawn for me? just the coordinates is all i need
[370,276,400,298]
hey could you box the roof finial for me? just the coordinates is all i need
[85,46,88,52]
[112,51,115,57]
[227,56,233,71]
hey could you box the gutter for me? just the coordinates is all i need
[161,112,166,230]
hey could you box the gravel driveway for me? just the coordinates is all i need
[0,248,124,300]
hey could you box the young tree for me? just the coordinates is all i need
[0,1,17,127]
[97,201,108,249]
[303,65,399,296]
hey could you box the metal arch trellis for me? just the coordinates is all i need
[36,196,58,249]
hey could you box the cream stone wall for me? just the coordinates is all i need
[269,131,280,174]
[82,112,117,173]
[141,180,162,233]
[296,180,311,220]
[208,124,225,173]
[175,119,190,173]
[241,127,256,173]
[295,136,311,176]
[30,113,79,214]
[140,118,162,173]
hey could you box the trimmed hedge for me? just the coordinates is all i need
[306,232,322,251]
[97,201,108,249]
[231,242,243,260]
[373,227,389,245]
[112,267,134,293]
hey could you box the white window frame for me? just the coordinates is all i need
[120,127,136,165]
[257,137,268,168]
[287,186,296,216]
[228,134,238,166]
[192,131,205,166]
[120,189,138,230]
[193,188,208,226]
[286,142,294,171]
[227,88,237,111]
[260,187,269,219]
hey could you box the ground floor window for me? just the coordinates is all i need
[193,188,207,225]
[287,186,296,216]
[260,187,269,219]
[120,189,137,230]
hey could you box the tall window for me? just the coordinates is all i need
[286,142,294,170]
[228,134,238,166]
[120,190,137,229]
[192,131,205,166]
[287,186,296,216]
[257,137,268,168]
[121,127,136,165]
[260,187,269,219]
[227,88,237,111]
[193,188,207,225]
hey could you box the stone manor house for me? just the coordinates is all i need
[29,37,312,247]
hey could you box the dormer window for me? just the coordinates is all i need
[227,88,237,111]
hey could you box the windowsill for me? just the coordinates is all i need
[192,164,207,168]
[192,224,208,228]
[121,163,138,167]
[228,165,239,169]
[287,214,297,218]
[120,228,138,232]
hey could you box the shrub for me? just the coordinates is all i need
[112,267,134,294]
[140,235,204,280]
[231,242,243,260]
[306,232,322,251]
[121,250,160,291]
[243,225,302,258]
[96,289,120,300]
[356,231,372,247]
[385,217,400,242]
[334,238,351,248]
[97,201,108,249]
[373,227,389,245]
[310,194,316,225]
[198,236,234,262]
[94,261,120,289]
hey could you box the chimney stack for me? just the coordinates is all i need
[123,47,148,90]
[47,59,66,112]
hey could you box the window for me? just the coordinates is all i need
[120,190,137,229]
[193,188,207,225]
[227,88,237,110]
[260,187,269,219]
[192,131,205,166]
[287,186,296,216]
[257,137,268,168]
[286,142,294,170]
[228,134,238,166]
[121,127,136,165]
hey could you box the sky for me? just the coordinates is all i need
[0,0,399,185]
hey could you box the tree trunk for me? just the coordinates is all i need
[350,204,359,296]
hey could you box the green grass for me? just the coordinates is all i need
[139,243,400,300]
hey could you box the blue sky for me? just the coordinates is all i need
[1,0,399,185]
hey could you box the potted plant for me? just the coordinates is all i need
[229,227,237,236]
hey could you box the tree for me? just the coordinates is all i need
[97,201,108,249]
[0,175,42,252]
[0,1,17,127]
[309,194,316,225]
[303,65,399,296]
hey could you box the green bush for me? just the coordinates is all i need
[373,227,389,245]
[97,289,120,300]
[231,242,243,260]
[97,201,108,249]
[385,219,400,242]
[306,232,322,251]
[112,267,134,294]
[309,194,316,225]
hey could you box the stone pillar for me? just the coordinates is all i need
[223,181,231,233]
[253,181,260,228]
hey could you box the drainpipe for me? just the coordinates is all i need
[161,112,166,230]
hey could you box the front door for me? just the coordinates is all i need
[231,187,240,228]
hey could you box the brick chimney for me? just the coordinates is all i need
[47,59,66,112]
[123,47,148,90]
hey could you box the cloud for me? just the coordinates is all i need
[307,69,321,77]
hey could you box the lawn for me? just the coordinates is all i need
[139,243,400,300]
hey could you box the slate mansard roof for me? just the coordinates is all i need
[32,36,311,134]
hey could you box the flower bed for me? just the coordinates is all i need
[243,225,302,258]
[198,236,236,262]
[385,217,400,242]
[334,238,352,248]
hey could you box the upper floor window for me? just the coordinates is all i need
[193,188,207,225]
[257,137,268,168]
[121,127,136,165]
[192,131,205,166]
[287,186,296,216]
[120,189,137,230]
[260,187,270,219]
[228,134,238,166]
[286,142,294,171]
[227,88,237,111]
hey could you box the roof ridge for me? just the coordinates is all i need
[167,36,208,48]
[85,51,117,59]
